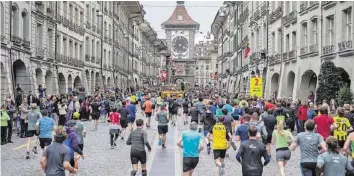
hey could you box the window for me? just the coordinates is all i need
[263,23,267,49]
[80,11,84,26]
[74,43,77,59]
[206,65,209,70]
[109,24,111,38]
[69,40,73,57]
[36,24,43,47]
[96,41,99,58]
[22,11,29,40]
[312,19,318,44]
[286,34,290,52]
[292,31,297,49]
[271,32,275,54]
[302,23,307,47]
[277,30,281,52]
[48,29,53,53]
[0,3,4,35]
[63,2,67,18]
[12,5,19,36]
[344,8,352,40]
[85,37,89,56]
[63,38,67,55]
[92,8,95,26]
[86,4,89,21]
[69,4,73,22]
[91,39,94,57]
[104,21,107,36]
[80,45,83,61]
[256,29,259,52]
[327,15,335,45]
[104,49,106,64]
[75,8,78,23]
[177,15,183,21]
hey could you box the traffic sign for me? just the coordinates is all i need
[249,77,263,97]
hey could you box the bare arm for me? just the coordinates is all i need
[39,156,47,171]
[63,161,77,174]
[177,137,183,148]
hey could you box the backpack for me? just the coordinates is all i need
[63,137,74,159]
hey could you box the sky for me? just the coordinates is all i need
[140,1,223,43]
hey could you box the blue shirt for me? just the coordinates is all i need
[223,104,233,116]
[127,104,136,118]
[181,130,202,157]
[39,116,55,139]
[137,92,142,100]
[210,105,217,116]
[235,123,250,143]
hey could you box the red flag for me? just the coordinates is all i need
[244,47,250,59]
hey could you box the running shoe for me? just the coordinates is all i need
[32,146,38,154]
[220,163,225,176]
[207,145,211,155]
[26,152,30,159]
[111,145,114,149]
[162,144,166,149]
[121,137,124,140]
[114,143,117,146]
[158,138,162,146]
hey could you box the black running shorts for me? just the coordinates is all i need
[130,150,147,164]
[158,125,168,134]
[39,138,52,149]
[183,157,199,172]
[213,149,226,159]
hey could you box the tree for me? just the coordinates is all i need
[316,61,343,103]
[336,84,353,107]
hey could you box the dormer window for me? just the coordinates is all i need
[177,15,183,21]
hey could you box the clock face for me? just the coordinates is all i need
[172,36,188,53]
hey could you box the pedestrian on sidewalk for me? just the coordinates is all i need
[58,99,67,126]
[177,122,203,176]
[126,119,151,176]
[5,98,15,143]
[1,104,10,145]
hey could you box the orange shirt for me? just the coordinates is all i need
[144,100,153,113]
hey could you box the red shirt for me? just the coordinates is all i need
[297,105,308,121]
[109,112,120,125]
[266,103,276,111]
[313,114,334,139]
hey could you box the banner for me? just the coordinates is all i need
[249,77,263,97]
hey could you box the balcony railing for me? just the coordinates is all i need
[289,10,297,24]
[22,40,30,49]
[86,21,91,29]
[36,47,45,58]
[322,45,335,55]
[85,54,90,61]
[300,1,308,14]
[261,2,268,16]
[338,40,353,52]
[289,50,297,59]
[309,44,319,55]
[322,1,336,10]
[11,35,22,45]
[268,6,282,24]
[283,52,288,60]
[309,1,319,8]
[300,46,308,56]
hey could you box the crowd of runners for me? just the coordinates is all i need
[2,85,354,176]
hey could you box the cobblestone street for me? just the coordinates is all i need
[1,108,303,176]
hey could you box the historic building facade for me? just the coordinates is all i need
[212,1,354,100]
[194,41,216,88]
[1,1,166,101]
[162,1,199,86]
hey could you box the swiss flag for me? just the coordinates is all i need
[244,47,250,60]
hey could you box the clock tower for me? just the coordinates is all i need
[162,1,199,85]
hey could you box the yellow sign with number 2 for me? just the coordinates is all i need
[250,77,263,98]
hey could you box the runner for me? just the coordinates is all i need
[156,103,169,148]
[126,119,152,176]
[118,101,130,140]
[235,114,251,143]
[206,116,233,175]
[25,103,42,159]
[289,120,327,175]
[333,107,352,150]
[64,120,85,176]
[127,101,137,132]
[182,98,190,125]
[142,97,153,128]
[317,136,354,175]
[271,120,294,176]
[200,105,215,154]
[313,106,338,140]
[90,97,100,130]
[72,112,86,151]
[262,107,276,153]
[37,109,56,151]
[170,98,179,126]
[40,126,78,175]
[177,122,204,176]
[236,125,271,176]
[109,108,121,149]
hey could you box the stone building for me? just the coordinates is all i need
[194,41,216,88]
[0,1,166,102]
[212,1,354,100]
[162,1,199,86]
